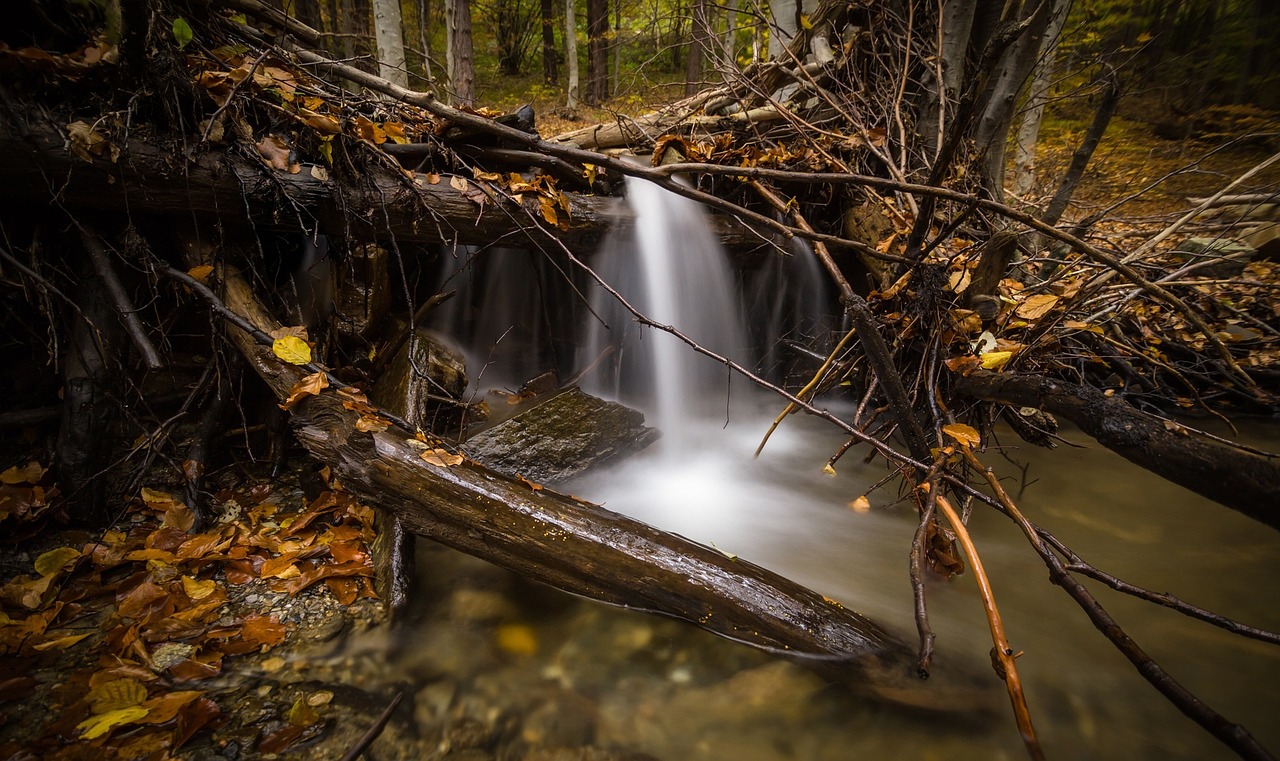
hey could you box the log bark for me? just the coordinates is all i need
[0,119,756,254]
[955,370,1280,532]
[210,265,913,683]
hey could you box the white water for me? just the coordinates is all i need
[580,176,748,444]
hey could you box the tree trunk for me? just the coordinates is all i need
[585,0,609,104]
[565,0,580,107]
[371,0,408,87]
[684,0,708,96]
[767,0,797,59]
[1011,0,1069,198]
[1040,74,1120,227]
[445,0,476,106]
[973,0,1056,195]
[541,0,558,84]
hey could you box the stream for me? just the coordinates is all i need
[396,178,1280,760]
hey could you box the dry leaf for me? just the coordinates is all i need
[187,264,214,282]
[848,496,872,513]
[89,678,148,712]
[421,449,463,467]
[34,547,81,576]
[77,706,150,739]
[1014,293,1060,320]
[180,576,217,601]
[941,423,981,447]
[355,415,390,432]
[281,372,328,410]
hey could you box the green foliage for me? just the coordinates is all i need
[172,17,193,49]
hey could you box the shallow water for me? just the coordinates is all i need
[553,403,1280,760]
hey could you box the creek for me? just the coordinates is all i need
[406,179,1280,760]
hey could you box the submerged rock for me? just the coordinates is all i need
[465,387,659,485]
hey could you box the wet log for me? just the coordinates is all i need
[955,370,1280,532]
[212,266,912,682]
[0,119,756,253]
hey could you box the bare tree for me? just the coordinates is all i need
[541,0,558,84]
[585,0,609,103]
[445,0,476,105]
[372,0,408,86]
[565,0,580,107]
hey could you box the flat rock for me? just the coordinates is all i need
[465,387,659,485]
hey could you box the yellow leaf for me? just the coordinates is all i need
[538,196,558,226]
[76,706,149,739]
[34,547,81,576]
[848,496,871,513]
[1014,293,1059,320]
[355,415,390,432]
[495,623,538,656]
[979,350,1013,370]
[272,335,312,365]
[288,696,320,726]
[382,122,408,145]
[32,632,93,651]
[0,461,43,484]
[941,423,981,447]
[421,449,463,467]
[88,678,148,712]
[187,264,214,282]
[181,576,217,601]
[800,14,813,29]
[822,463,837,476]
[450,175,469,193]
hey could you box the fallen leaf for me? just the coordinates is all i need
[34,546,81,576]
[0,461,45,485]
[240,615,287,648]
[941,423,981,447]
[281,371,328,410]
[822,464,837,476]
[255,134,299,173]
[138,690,203,724]
[495,623,538,656]
[979,350,1013,370]
[288,696,320,726]
[1014,293,1060,320]
[355,414,390,432]
[180,576,217,601]
[77,706,150,739]
[421,449,463,467]
[88,678,148,712]
[848,496,872,513]
[31,632,93,651]
[272,335,312,365]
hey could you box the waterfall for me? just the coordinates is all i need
[579,177,747,443]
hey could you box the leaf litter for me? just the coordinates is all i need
[0,464,384,759]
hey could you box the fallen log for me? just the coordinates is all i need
[0,118,758,253]
[955,370,1280,532]
[205,264,914,684]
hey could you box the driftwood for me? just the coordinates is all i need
[955,370,1280,531]
[0,119,758,254]
[205,265,913,683]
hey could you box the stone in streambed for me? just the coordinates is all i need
[465,387,659,486]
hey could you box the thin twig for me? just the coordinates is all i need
[934,492,1044,761]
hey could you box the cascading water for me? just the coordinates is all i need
[580,176,748,444]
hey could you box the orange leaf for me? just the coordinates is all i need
[941,423,981,447]
[281,372,328,410]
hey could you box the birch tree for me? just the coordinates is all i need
[372,0,408,86]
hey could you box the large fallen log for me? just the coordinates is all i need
[207,265,914,684]
[955,370,1280,532]
[0,119,758,253]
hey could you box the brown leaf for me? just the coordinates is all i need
[255,134,300,173]
[1014,293,1060,321]
[325,577,358,605]
[354,115,387,144]
[421,449,463,467]
[240,614,287,648]
[138,690,203,725]
[173,697,221,750]
[281,372,329,411]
